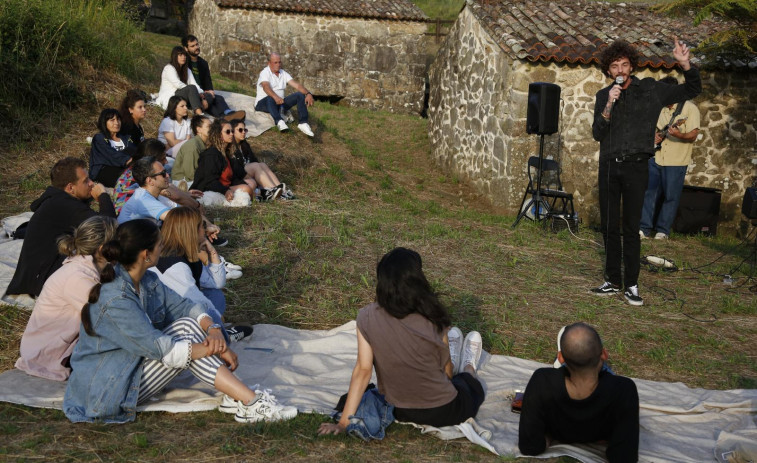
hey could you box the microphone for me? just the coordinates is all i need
[606,76,625,116]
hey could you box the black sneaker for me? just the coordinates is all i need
[262,186,282,202]
[213,235,229,247]
[227,325,253,343]
[590,281,620,295]
[623,286,643,306]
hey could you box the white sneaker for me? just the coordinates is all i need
[222,258,242,271]
[554,325,566,368]
[235,387,298,423]
[277,120,289,132]
[654,232,668,240]
[219,394,240,414]
[448,327,463,375]
[297,123,314,137]
[226,269,243,280]
[639,230,648,239]
[461,331,483,372]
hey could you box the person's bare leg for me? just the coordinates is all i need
[244,163,280,189]
[214,367,255,403]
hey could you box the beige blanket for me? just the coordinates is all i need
[0,322,755,462]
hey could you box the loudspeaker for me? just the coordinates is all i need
[742,187,757,219]
[526,82,561,135]
[672,185,721,236]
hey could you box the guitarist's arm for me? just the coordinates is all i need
[667,125,698,142]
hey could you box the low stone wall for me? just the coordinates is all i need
[429,6,757,232]
[189,0,427,114]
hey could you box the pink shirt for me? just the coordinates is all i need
[16,255,100,380]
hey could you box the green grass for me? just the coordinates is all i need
[0,27,755,462]
[410,0,464,20]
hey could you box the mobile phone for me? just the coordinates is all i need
[511,391,524,413]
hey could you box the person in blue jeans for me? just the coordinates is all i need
[640,77,701,240]
[253,52,315,137]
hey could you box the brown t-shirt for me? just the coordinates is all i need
[356,302,457,409]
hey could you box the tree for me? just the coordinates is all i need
[653,0,757,59]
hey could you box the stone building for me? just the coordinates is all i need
[189,0,428,114]
[428,0,757,231]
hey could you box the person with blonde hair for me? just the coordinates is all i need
[16,216,118,380]
[150,207,251,342]
[64,220,293,423]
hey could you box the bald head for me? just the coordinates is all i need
[560,323,603,372]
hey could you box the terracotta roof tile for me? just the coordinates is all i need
[215,0,428,21]
[468,0,740,69]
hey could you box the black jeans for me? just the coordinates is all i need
[393,372,485,427]
[598,159,649,288]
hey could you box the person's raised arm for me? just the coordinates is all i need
[318,327,374,435]
[660,36,701,106]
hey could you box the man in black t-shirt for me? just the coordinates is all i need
[182,35,245,121]
[518,323,639,462]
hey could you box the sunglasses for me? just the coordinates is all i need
[223,129,232,135]
[236,128,248,133]
[149,170,169,178]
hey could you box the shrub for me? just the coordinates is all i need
[0,0,153,137]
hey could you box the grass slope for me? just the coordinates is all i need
[0,30,755,462]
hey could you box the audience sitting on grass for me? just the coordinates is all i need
[89,108,135,187]
[63,219,296,424]
[119,89,148,145]
[191,119,258,202]
[149,207,250,343]
[156,46,207,117]
[231,119,294,201]
[16,216,117,381]
[518,322,639,462]
[172,115,211,188]
[7,157,116,298]
[113,139,203,216]
[318,247,485,438]
[158,95,192,160]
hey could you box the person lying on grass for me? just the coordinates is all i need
[16,216,117,381]
[318,247,485,437]
[63,219,296,424]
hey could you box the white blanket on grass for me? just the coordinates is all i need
[0,213,35,309]
[0,322,755,462]
[214,90,292,137]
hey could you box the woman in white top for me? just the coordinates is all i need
[158,95,192,159]
[156,46,206,115]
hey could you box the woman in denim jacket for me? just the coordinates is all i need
[63,219,297,424]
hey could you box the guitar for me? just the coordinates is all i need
[654,117,688,151]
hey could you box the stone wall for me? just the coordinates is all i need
[189,0,427,114]
[428,6,757,232]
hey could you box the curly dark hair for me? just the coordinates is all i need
[599,39,639,78]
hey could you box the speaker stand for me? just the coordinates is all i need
[513,134,551,228]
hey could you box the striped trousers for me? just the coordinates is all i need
[138,317,224,403]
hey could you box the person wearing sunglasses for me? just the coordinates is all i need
[192,120,257,202]
[118,157,175,225]
[230,119,294,201]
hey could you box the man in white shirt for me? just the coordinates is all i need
[254,52,315,137]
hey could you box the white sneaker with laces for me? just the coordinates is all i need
[639,230,648,239]
[235,387,298,423]
[277,120,289,132]
[297,123,314,137]
[654,232,668,240]
[226,269,243,280]
[461,331,483,372]
[448,327,463,375]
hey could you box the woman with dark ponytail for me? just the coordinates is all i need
[16,216,117,381]
[318,247,486,437]
[64,219,297,424]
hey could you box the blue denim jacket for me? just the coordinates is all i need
[334,388,395,441]
[63,264,205,423]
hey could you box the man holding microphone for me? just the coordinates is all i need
[590,37,701,306]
